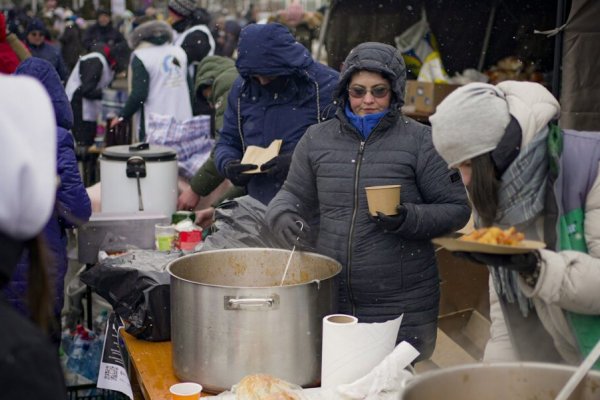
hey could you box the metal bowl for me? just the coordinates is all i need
[402,362,600,400]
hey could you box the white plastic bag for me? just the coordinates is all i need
[145,113,214,179]
[395,9,449,83]
[215,341,419,400]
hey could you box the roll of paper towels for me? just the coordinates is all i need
[321,314,403,388]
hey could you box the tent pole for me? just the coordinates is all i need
[315,3,331,64]
[552,0,567,99]
[478,0,498,71]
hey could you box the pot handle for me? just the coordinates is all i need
[225,295,280,310]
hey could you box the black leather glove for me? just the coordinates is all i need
[223,160,257,186]
[260,153,293,181]
[453,251,538,274]
[368,205,407,233]
[272,212,311,247]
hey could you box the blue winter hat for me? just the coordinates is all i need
[26,18,47,35]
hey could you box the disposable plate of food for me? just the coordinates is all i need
[432,237,546,254]
[432,227,546,255]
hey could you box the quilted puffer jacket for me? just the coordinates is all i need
[266,42,470,359]
[214,23,339,205]
[7,58,91,319]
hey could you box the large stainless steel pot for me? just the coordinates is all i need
[167,248,342,393]
[401,362,600,400]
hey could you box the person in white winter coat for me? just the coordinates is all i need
[0,73,67,399]
[431,81,600,366]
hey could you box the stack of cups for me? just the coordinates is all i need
[175,219,202,252]
[155,212,203,252]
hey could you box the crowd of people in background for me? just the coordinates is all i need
[0,0,322,79]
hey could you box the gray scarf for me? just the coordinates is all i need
[489,126,549,316]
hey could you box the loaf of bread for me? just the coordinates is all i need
[233,374,300,400]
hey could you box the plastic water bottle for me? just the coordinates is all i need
[83,336,103,382]
[66,325,93,378]
[61,329,74,356]
[93,310,109,336]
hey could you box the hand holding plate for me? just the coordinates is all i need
[453,251,538,274]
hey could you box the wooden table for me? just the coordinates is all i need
[120,331,212,399]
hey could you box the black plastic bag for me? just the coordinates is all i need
[80,250,180,341]
[200,195,317,250]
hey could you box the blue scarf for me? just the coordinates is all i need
[344,104,388,140]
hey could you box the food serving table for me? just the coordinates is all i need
[120,331,212,399]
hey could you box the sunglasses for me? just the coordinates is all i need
[348,85,391,99]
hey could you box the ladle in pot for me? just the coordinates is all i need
[280,221,304,286]
[555,338,600,400]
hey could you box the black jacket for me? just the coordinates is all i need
[70,55,106,145]
[82,22,124,51]
[266,42,471,359]
[0,297,67,399]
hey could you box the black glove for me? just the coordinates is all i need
[260,153,293,181]
[272,212,311,247]
[223,160,257,186]
[453,251,538,274]
[368,205,407,233]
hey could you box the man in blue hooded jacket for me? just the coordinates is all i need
[214,23,339,205]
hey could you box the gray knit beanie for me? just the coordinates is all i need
[430,82,511,168]
[168,0,196,17]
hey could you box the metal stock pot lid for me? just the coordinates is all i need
[101,143,177,161]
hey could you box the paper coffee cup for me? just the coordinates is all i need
[170,382,202,400]
[365,185,401,216]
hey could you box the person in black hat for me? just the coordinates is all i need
[168,0,215,115]
[65,43,117,147]
[82,8,125,51]
[25,18,68,82]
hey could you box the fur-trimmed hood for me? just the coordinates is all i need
[128,20,173,49]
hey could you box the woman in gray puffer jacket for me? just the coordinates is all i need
[266,42,471,360]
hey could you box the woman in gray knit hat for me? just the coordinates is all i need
[266,42,471,361]
[431,81,600,367]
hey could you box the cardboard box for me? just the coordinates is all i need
[404,80,461,113]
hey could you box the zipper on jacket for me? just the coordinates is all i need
[340,112,393,315]
[346,140,365,316]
